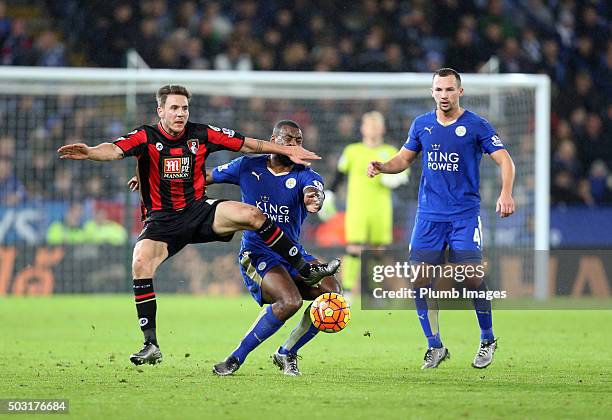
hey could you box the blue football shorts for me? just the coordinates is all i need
[409,215,483,264]
[238,248,317,306]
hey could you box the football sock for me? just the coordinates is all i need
[232,305,284,364]
[133,278,158,346]
[256,216,308,272]
[414,285,442,348]
[471,280,494,341]
[279,303,319,355]
[342,253,360,291]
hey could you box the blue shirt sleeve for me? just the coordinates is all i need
[478,119,506,154]
[403,119,422,152]
[212,156,243,185]
[300,168,324,193]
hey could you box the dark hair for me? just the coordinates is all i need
[156,85,192,107]
[273,119,301,135]
[433,68,462,86]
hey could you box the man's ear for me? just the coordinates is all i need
[156,106,163,118]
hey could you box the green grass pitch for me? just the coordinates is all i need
[1,295,610,419]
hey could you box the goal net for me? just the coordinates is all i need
[0,68,549,297]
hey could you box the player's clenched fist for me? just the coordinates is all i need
[367,161,383,177]
[304,190,324,213]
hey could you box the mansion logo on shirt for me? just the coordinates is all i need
[427,149,460,172]
[163,156,191,179]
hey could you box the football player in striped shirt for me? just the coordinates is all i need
[58,85,340,365]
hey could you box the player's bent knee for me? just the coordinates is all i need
[238,204,265,230]
[132,256,156,278]
[277,294,303,317]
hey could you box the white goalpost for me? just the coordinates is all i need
[0,67,550,297]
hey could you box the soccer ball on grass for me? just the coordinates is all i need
[310,292,351,333]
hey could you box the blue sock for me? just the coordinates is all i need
[414,286,442,348]
[279,304,319,355]
[231,305,284,364]
[472,281,494,342]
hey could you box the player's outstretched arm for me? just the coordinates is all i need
[490,149,516,218]
[58,142,123,161]
[240,137,320,166]
[367,148,417,177]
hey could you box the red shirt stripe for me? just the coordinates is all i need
[147,143,162,210]
[169,148,186,209]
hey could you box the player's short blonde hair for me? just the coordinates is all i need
[362,111,385,125]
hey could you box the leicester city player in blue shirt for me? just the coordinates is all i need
[367,68,516,369]
[210,120,342,376]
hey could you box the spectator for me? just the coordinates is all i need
[446,27,483,72]
[552,139,582,180]
[1,18,33,65]
[0,1,10,43]
[135,18,161,65]
[214,41,252,71]
[551,169,587,206]
[180,37,209,70]
[33,30,66,67]
[588,160,612,205]
[47,202,87,245]
[83,208,128,245]
[0,157,27,206]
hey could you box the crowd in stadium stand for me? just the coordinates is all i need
[0,0,610,209]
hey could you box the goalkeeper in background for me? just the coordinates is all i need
[322,111,408,291]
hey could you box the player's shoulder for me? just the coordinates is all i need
[237,154,264,164]
[411,110,436,128]
[295,164,321,178]
[129,124,151,134]
[463,110,493,128]
[382,143,398,153]
[342,142,359,153]
[184,121,212,134]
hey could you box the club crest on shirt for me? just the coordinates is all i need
[285,178,297,189]
[187,139,199,154]
[455,126,467,137]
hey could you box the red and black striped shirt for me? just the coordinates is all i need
[114,122,244,215]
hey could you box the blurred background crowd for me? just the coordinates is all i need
[0,0,610,231]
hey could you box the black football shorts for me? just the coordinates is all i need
[137,198,233,258]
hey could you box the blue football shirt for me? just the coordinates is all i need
[212,155,324,254]
[404,109,505,222]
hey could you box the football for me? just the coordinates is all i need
[310,292,351,333]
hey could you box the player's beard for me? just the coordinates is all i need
[277,153,293,167]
